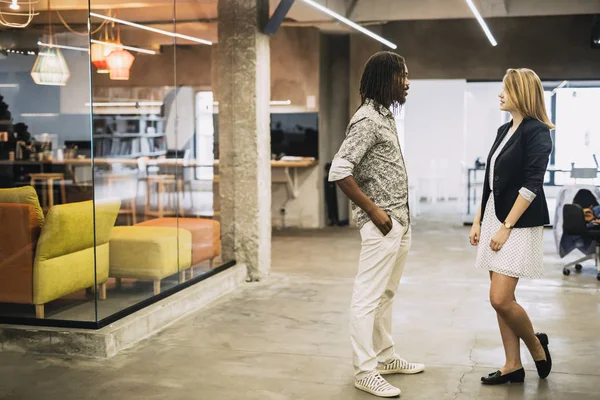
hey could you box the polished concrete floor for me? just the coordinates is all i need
[1,204,599,399]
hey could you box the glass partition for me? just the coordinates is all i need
[0,0,228,327]
[0,4,96,322]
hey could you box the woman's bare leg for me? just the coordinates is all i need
[490,272,522,373]
[489,272,546,362]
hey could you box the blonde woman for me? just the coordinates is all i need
[469,68,554,385]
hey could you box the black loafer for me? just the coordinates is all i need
[535,333,552,379]
[481,368,525,385]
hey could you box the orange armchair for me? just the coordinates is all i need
[0,203,41,305]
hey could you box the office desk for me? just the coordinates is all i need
[0,158,318,199]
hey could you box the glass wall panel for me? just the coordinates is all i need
[174,0,221,282]
[0,0,231,327]
[0,3,96,321]
[88,3,182,319]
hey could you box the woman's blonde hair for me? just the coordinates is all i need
[503,68,555,129]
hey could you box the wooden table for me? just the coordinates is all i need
[1,157,318,200]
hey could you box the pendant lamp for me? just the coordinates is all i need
[106,49,134,80]
[91,24,119,74]
[105,18,134,80]
[31,2,70,86]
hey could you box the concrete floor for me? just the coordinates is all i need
[1,205,599,399]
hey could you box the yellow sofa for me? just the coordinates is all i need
[0,186,121,318]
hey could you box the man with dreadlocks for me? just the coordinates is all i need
[329,51,424,397]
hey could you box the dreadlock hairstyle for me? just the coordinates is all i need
[359,51,407,115]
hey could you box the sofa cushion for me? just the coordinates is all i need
[35,198,120,263]
[136,217,220,265]
[109,226,192,280]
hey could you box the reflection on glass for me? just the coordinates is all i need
[90,4,222,320]
[0,4,96,321]
[0,0,226,325]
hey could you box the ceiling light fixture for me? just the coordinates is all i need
[31,0,70,86]
[38,41,87,52]
[212,100,292,106]
[551,80,568,95]
[270,100,292,106]
[465,0,498,46]
[91,40,156,55]
[90,12,212,45]
[0,0,37,28]
[20,113,60,117]
[300,0,397,49]
[37,40,155,55]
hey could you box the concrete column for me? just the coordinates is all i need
[349,31,383,115]
[319,33,350,224]
[216,0,271,280]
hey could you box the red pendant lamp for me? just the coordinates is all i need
[91,23,115,73]
[105,16,135,80]
[106,49,134,80]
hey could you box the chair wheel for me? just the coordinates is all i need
[563,268,571,276]
[575,264,583,272]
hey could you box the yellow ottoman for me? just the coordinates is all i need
[109,226,192,295]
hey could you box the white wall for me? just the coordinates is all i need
[271,166,320,228]
[465,82,507,166]
[403,80,467,204]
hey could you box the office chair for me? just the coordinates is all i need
[562,203,600,280]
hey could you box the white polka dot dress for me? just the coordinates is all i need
[475,132,544,279]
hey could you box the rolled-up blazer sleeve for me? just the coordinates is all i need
[522,125,552,196]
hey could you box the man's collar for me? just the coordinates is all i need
[364,99,393,118]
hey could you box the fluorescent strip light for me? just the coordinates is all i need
[270,100,292,106]
[551,80,568,95]
[38,41,88,52]
[90,12,212,46]
[85,101,164,107]
[301,0,397,49]
[38,41,155,55]
[0,84,19,88]
[213,100,292,106]
[21,113,60,117]
[90,40,156,55]
[465,0,498,47]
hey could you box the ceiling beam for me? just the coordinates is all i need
[480,0,508,16]
[346,0,359,18]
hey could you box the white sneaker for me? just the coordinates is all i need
[354,372,401,398]
[378,356,425,375]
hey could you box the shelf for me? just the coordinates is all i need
[103,151,167,159]
[94,133,166,139]
[93,116,164,121]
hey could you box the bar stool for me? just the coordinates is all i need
[106,174,137,225]
[29,173,67,211]
[144,175,184,219]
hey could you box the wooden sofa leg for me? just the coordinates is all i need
[179,270,186,283]
[209,259,214,270]
[116,278,122,290]
[188,267,194,280]
[153,280,161,295]
[35,304,44,319]
[99,282,107,300]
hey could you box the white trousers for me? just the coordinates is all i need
[350,219,411,380]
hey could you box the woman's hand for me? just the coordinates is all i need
[469,223,481,246]
[490,226,511,252]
